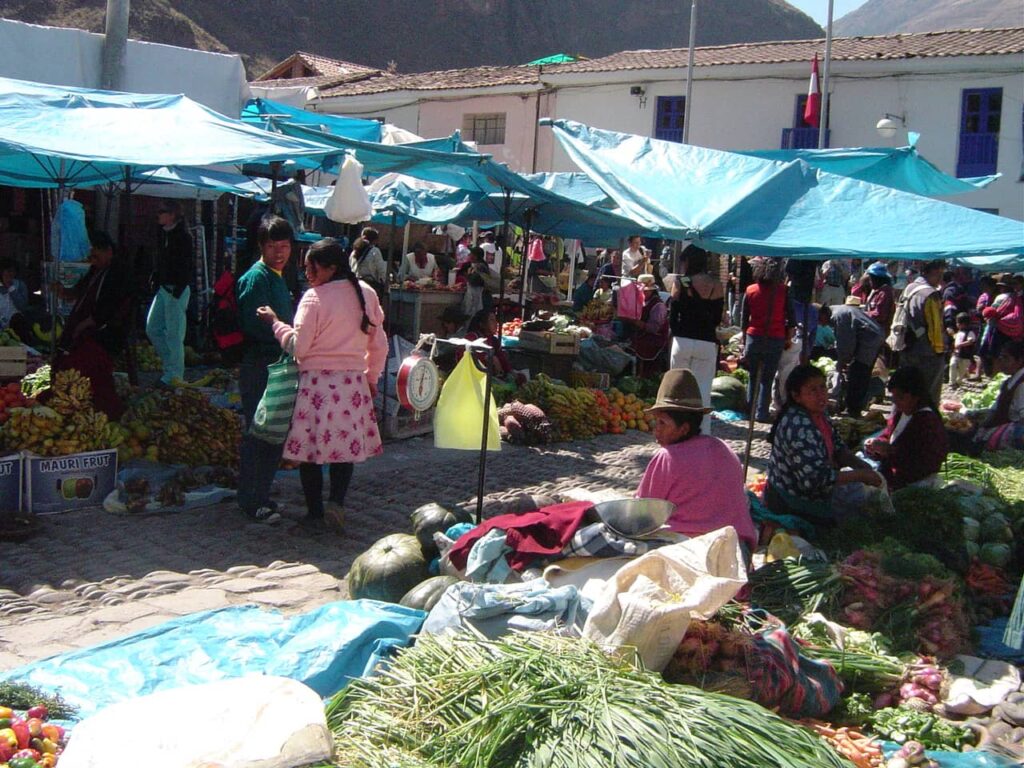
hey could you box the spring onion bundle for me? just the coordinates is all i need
[748,559,843,625]
[325,631,851,768]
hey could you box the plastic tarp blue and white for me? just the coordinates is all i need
[544,119,1024,267]
[0,76,338,188]
[241,97,382,143]
[0,600,425,722]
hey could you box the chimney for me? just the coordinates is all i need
[100,0,130,90]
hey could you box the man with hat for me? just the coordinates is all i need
[636,369,757,554]
[830,295,884,416]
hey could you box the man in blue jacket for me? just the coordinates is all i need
[236,216,295,524]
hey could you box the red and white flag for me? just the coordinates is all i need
[803,54,821,128]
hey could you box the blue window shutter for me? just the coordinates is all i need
[654,96,685,143]
[783,94,829,148]
[957,88,1001,177]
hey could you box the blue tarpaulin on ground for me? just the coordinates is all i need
[0,600,425,722]
[543,119,1024,267]
[0,76,337,188]
[241,97,382,143]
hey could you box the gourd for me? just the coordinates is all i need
[400,575,461,612]
[410,503,472,556]
[710,376,747,412]
[348,533,429,603]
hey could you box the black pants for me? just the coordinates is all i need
[846,360,872,416]
[299,462,354,517]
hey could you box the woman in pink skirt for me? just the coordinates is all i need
[257,238,387,530]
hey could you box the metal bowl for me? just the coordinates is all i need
[593,498,675,538]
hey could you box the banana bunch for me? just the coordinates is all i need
[518,375,604,441]
[0,328,21,347]
[50,368,93,415]
[1,405,64,454]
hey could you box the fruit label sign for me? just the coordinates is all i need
[26,448,117,515]
[0,453,22,512]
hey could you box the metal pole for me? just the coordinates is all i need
[497,191,512,335]
[682,0,698,144]
[387,210,397,280]
[818,0,834,149]
[101,0,130,90]
[476,345,494,524]
[742,360,765,478]
[520,210,533,312]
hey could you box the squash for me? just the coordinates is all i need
[348,533,429,603]
[410,503,472,556]
[710,376,747,412]
[400,575,461,612]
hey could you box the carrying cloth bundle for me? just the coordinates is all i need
[250,352,299,444]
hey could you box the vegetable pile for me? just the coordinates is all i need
[961,373,1007,410]
[325,631,852,768]
[0,687,69,768]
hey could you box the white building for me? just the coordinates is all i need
[273,28,1024,220]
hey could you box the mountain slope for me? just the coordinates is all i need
[835,0,1022,36]
[0,0,823,76]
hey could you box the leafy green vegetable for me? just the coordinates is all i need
[19,364,51,398]
[870,538,952,581]
[0,680,78,719]
[830,692,875,727]
[869,707,974,751]
[748,559,842,625]
[962,374,1006,410]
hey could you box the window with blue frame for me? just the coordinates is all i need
[781,94,829,149]
[654,96,685,143]
[957,88,1001,177]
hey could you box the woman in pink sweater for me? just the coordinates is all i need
[635,369,757,554]
[257,238,387,530]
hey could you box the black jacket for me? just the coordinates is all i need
[155,220,193,297]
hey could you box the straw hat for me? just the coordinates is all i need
[645,369,712,414]
[845,295,862,306]
[637,273,657,288]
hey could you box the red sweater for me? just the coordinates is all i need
[879,408,948,490]
[744,283,789,339]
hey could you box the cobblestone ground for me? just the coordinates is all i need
[0,421,771,670]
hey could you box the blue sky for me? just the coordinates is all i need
[786,0,869,26]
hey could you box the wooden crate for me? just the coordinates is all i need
[382,406,434,440]
[0,346,27,379]
[517,330,580,356]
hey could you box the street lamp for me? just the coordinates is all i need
[876,112,906,138]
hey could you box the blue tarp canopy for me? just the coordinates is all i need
[738,133,997,197]
[544,119,1024,267]
[241,97,383,143]
[0,77,338,188]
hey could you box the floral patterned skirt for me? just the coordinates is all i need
[283,370,383,465]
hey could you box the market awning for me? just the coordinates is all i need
[543,119,1024,265]
[0,76,339,189]
[240,97,383,143]
[738,133,997,197]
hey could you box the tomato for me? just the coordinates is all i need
[22,710,44,723]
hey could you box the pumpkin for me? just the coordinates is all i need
[400,575,461,612]
[710,376,747,412]
[410,502,472,556]
[348,533,429,603]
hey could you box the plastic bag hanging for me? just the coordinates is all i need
[324,154,372,224]
[434,353,501,451]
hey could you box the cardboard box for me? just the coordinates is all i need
[0,454,22,512]
[0,346,27,379]
[26,449,118,515]
[517,330,580,356]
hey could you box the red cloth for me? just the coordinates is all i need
[448,501,594,572]
[745,283,788,339]
[52,337,123,420]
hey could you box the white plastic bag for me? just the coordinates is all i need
[582,526,747,672]
[324,155,372,224]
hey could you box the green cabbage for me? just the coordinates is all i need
[980,512,1014,544]
[964,541,980,560]
[962,517,981,542]
[979,542,1012,568]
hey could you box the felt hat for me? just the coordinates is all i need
[866,261,889,278]
[845,295,862,306]
[645,369,711,414]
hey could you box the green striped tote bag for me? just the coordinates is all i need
[250,353,299,444]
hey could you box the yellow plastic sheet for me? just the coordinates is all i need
[434,353,501,451]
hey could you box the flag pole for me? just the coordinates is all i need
[818,0,834,149]
[682,0,698,144]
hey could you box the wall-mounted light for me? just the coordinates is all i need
[876,112,907,138]
[630,85,647,108]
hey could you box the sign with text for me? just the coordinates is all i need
[26,449,117,515]
[0,453,22,512]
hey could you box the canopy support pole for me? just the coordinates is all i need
[742,360,764,479]
[475,345,494,525]
[819,0,835,149]
[520,210,534,313]
[122,166,139,385]
[49,175,65,365]
[497,191,512,336]
[682,0,698,144]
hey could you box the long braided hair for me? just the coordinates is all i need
[307,238,374,333]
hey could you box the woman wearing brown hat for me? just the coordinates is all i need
[635,369,757,553]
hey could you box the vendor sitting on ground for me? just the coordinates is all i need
[864,366,949,490]
[969,340,1024,452]
[766,364,883,525]
[636,369,758,553]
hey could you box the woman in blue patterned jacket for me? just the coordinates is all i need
[765,364,883,525]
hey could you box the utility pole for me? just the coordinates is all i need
[818,0,834,148]
[682,0,698,144]
[101,0,130,90]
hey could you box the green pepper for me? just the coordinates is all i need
[9,757,39,768]
[0,719,10,729]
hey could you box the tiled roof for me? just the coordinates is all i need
[552,27,1024,73]
[317,28,1024,98]
[256,51,379,82]
[319,64,543,97]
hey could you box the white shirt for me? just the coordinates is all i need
[480,242,502,273]
[622,247,644,277]
[399,251,437,281]
[455,243,471,267]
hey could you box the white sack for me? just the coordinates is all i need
[324,155,372,224]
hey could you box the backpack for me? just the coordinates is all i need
[886,281,934,352]
[211,271,243,351]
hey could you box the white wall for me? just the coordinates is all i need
[548,57,1024,220]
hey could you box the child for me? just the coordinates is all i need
[949,311,977,387]
[811,304,837,360]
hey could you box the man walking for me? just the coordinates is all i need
[236,216,295,525]
[147,200,193,386]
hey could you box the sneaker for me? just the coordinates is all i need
[249,506,282,525]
